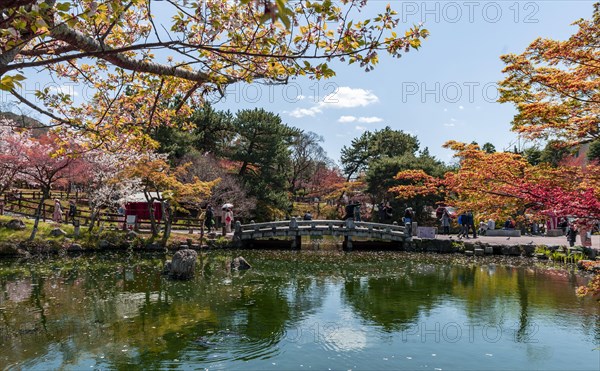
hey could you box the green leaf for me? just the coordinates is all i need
[55,2,71,12]
[0,74,27,91]
[279,13,291,29]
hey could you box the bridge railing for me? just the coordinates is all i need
[234,218,408,238]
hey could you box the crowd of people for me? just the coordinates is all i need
[37,196,598,247]
[436,209,596,247]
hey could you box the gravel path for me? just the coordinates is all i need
[435,232,600,248]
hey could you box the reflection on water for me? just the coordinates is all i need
[0,251,597,370]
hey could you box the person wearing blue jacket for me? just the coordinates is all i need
[457,213,464,238]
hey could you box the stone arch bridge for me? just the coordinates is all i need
[233,218,412,251]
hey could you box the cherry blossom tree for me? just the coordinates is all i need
[1,0,428,148]
[18,132,85,240]
[80,149,144,231]
[0,119,29,196]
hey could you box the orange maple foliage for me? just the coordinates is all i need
[499,3,600,143]
[392,142,600,223]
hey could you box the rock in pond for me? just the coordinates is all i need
[231,256,252,270]
[165,249,198,280]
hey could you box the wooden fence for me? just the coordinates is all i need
[1,193,204,232]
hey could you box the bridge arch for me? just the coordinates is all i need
[233,218,411,251]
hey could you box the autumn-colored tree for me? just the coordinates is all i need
[178,153,257,220]
[516,164,600,223]
[126,156,218,245]
[576,274,600,300]
[1,0,427,148]
[303,163,345,199]
[392,141,600,226]
[499,3,600,143]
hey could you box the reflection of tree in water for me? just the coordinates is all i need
[96,254,296,368]
[515,268,530,343]
[1,252,599,368]
[456,265,477,288]
[341,263,453,331]
[283,277,329,320]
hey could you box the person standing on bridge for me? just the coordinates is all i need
[403,207,414,234]
[343,202,355,221]
[385,202,393,221]
[354,202,361,222]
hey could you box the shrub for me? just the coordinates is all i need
[208,236,231,249]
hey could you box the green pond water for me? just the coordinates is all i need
[0,250,598,370]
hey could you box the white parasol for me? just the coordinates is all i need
[222,203,234,210]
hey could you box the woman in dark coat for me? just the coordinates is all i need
[566,224,578,247]
[205,205,214,233]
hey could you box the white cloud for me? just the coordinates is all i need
[288,106,322,118]
[287,86,379,119]
[338,115,357,123]
[321,87,379,109]
[338,115,383,123]
[48,85,79,96]
[450,118,457,122]
[296,94,306,100]
[325,327,367,351]
[355,125,367,131]
[443,123,455,127]
[443,108,448,112]
[459,105,464,110]
[357,116,383,123]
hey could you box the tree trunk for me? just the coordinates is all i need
[160,201,173,247]
[147,199,158,237]
[88,209,99,232]
[29,194,47,241]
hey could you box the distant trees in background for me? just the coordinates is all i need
[340,127,448,224]
[150,105,343,221]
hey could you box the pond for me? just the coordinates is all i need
[0,250,598,370]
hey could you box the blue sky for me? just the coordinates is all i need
[213,1,596,164]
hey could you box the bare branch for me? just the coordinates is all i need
[10,89,70,126]
[49,23,212,83]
